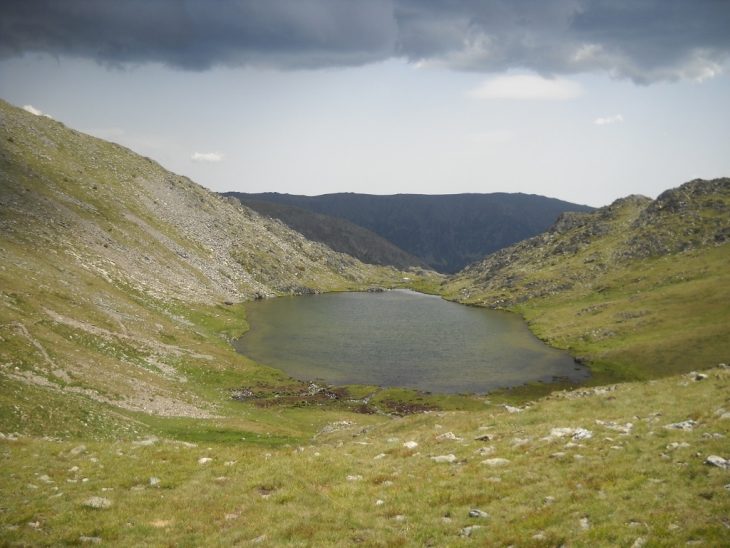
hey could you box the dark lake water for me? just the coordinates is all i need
[233,290,589,394]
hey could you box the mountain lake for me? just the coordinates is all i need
[234,289,589,394]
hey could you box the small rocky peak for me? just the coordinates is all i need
[648,178,730,215]
[598,194,652,219]
[549,211,592,234]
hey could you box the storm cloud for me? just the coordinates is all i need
[2,0,729,83]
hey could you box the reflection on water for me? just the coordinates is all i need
[234,290,589,394]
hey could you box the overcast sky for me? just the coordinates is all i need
[1,0,729,207]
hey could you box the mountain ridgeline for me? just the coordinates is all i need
[224,191,594,273]
[234,199,429,271]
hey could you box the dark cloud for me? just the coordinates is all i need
[1,0,729,82]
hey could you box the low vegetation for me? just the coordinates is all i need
[3,367,728,545]
[1,100,729,545]
[445,180,730,384]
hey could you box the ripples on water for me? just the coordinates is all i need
[234,290,589,394]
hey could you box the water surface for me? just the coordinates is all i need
[234,290,588,394]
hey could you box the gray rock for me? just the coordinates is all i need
[460,525,483,537]
[69,444,87,456]
[431,454,457,464]
[82,496,112,509]
[705,455,729,469]
[481,458,510,467]
[468,509,489,518]
[664,419,698,431]
[436,431,461,441]
[544,427,592,441]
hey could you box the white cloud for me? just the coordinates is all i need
[191,151,224,163]
[594,114,624,126]
[22,104,52,118]
[468,74,583,101]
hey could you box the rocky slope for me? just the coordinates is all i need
[0,100,397,304]
[238,198,429,270]
[445,179,730,381]
[0,99,402,421]
[225,191,594,273]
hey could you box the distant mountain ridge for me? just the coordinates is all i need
[235,199,429,271]
[224,191,594,273]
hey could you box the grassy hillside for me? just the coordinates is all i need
[2,367,728,545]
[225,191,594,273]
[238,199,429,270]
[445,180,730,384]
[0,98,415,437]
[1,100,729,545]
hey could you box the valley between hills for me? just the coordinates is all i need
[1,99,729,545]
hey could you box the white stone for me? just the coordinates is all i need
[431,454,457,464]
[664,419,697,431]
[481,458,510,467]
[69,445,87,456]
[544,427,592,441]
[666,442,690,450]
[82,496,112,509]
[403,441,418,450]
[460,525,482,537]
[705,455,729,469]
[132,436,159,447]
[595,420,633,435]
[197,457,212,465]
